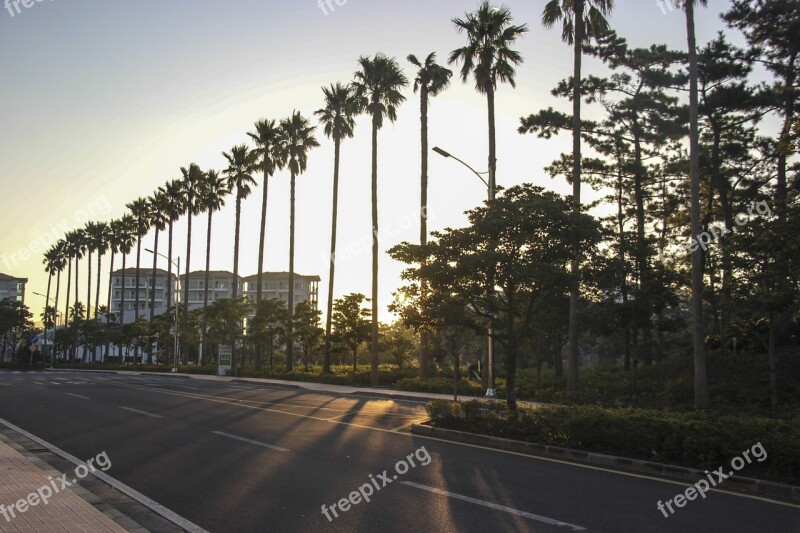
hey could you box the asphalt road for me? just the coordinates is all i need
[0,370,797,533]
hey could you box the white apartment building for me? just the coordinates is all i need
[179,271,244,312]
[110,267,177,322]
[0,273,27,303]
[244,272,320,310]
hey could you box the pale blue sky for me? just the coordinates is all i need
[1,0,739,322]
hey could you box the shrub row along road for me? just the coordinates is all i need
[0,371,796,532]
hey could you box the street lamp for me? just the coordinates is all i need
[432,146,497,398]
[145,249,180,373]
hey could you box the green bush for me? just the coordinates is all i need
[395,377,485,396]
[426,400,800,484]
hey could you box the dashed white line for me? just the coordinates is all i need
[400,481,587,530]
[65,393,91,400]
[119,406,162,418]
[210,431,289,452]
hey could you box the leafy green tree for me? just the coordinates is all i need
[352,53,408,385]
[315,83,359,375]
[390,184,602,409]
[380,321,418,369]
[205,298,253,362]
[250,298,289,371]
[0,300,34,363]
[292,300,323,371]
[332,293,371,372]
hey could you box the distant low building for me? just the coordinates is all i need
[243,272,320,310]
[0,273,27,304]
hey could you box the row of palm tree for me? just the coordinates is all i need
[37,2,717,402]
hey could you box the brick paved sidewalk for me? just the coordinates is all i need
[0,438,127,533]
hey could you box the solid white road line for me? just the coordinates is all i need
[119,407,163,418]
[65,393,91,400]
[210,431,289,452]
[0,417,209,533]
[400,481,587,531]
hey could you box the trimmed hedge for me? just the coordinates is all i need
[427,400,800,484]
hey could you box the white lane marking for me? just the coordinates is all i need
[65,393,91,400]
[0,417,209,533]
[119,406,163,418]
[210,431,289,452]
[50,381,61,385]
[400,481,587,530]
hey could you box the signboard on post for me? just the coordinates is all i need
[218,345,232,376]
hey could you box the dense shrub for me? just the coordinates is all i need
[426,400,800,484]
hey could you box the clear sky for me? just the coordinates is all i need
[1,0,736,323]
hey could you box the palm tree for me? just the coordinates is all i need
[683,0,710,409]
[69,229,86,362]
[49,240,67,362]
[104,219,121,360]
[161,179,185,310]
[277,112,320,372]
[61,233,73,362]
[315,83,359,375]
[94,222,110,322]
[542,0,613,394]
[198,169,229,364]
[352,53,408,385]
[42,244,60,358]
[408,52,452,379]
[181,163,205,364]
[83,221,106,321]
[127,197,151,368]
[113,216,136,362]
[148,192,169,324]
[222,146,258,372]
[248,119,283,369]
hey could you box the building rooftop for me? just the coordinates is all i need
[179,270,240,279]
[0,273,28,282]
[242,272,321,282]
[111,268,173,276]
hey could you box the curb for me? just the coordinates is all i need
[411,424,800,504]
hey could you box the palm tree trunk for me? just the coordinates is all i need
[287,174,296,372]
[134,238,142,370]
[202,210,213,366]
[323,139,341,375]
[256,164,270,370]
[150,229,159,323]
[45,271,52,363]
[232,196,242,373]
[64,258,71,362]
[419,86,430,380]
[95,252,102,320]
[73,255,79,363]
[184,209,193,365]
[566,0,585,396]
[54,269,61,364]
[120,253,127,363]
[370,113,380,386]
[167,220,174,362]
[86,250,92,321]
[105,251,114,360]
[167,221,174,308]
[486,83,498,393]
[686,0,710,409]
